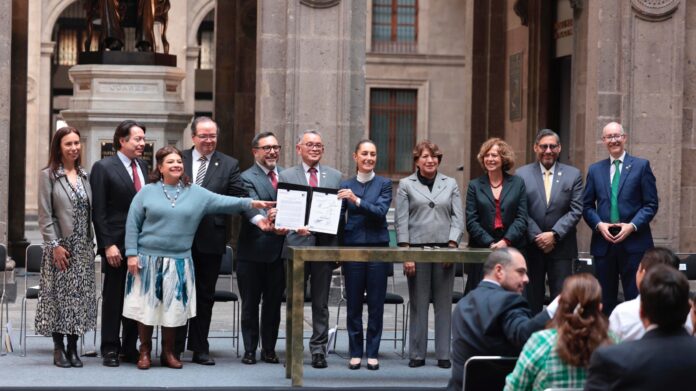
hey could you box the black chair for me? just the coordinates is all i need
[573,252,594,274]
[20,244,43,356]
[209,245,240,357]
[0,244,8,356]
[463,356,518,391]
[677,253,696,280]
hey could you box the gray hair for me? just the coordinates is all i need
[190,116,219,137]
[535,128,561,144]
[483,248,520,276]
[251,132,278,148]
[296,129,322,145]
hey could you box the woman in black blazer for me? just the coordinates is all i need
[338,140,392,370]
[465,138,528,294]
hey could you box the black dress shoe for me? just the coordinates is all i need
[67,348,83,368]
[53,348,71,368]
[367,362,379,370]
[192,352,216,365]
[437,359,451,369]
[311,353,327,369]
[102,352,120,367]
[408,359,425,368]
[260,350,279,364]
[348,359,361,370]
[242,351,257,365]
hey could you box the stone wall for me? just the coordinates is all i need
[0,2,11,243]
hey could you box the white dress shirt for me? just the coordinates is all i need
[302,161,320,187]
[609,151,626,185]
[117,151,145,186]
[192,148,213,183]
[609,294,693,341]
[539,162,556,193]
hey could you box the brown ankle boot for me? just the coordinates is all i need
[137,323,153,370]
[160,326,183,369]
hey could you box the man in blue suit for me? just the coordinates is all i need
[582,122,658,314]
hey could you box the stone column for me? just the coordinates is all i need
[571,0,685,251]
[257,0,366,174]
[9,0,28,266]
[0,2,11,244]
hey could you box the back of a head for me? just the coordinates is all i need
[640,264,690,331]
[640,247,680,272]
[554,273,609,367]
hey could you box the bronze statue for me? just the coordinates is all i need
[84,0,170,54]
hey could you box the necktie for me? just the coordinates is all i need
[544,170,552,205]
[308,167,318,187]
[268,170,278,190]
[131,160,142,192]
[610,159,621,223]
[196,156,208,186]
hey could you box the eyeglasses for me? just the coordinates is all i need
[254,145,282,152]
[602,134,625,141]
[537,144,559,151]
[195,134,217,141]
[303,142,324,150]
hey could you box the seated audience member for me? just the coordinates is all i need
[448,248,556,391]
[608,247,692,340]
[690,291,696,336]
[504,274,614,391]
[585,265,696,390]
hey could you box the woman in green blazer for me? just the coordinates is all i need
[465,138,528,294]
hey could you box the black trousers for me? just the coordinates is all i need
[100,257,138,357]
[236,258,285,354]
[175,249,223,354]
[524,247,573,314]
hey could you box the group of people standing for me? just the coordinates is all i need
[34,116,662,380]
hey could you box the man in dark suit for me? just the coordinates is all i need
[278,129,343,369]
[236,132,286,365]
[90,120,148,367]
[583,122,658,314]
[177,116,257,365]
[516,129,583,314]
[585,264,696,390]
[448,248,554,391]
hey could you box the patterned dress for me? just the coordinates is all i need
[35,167,97,336]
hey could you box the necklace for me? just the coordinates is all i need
[161,181,182,208]
[490,180,503,189]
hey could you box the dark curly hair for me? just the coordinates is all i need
[551,273,612,367]
[149,146,191,186]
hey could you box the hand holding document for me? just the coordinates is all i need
[274,183,342,235]
[274,184,308,231]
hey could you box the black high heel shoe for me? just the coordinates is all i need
[366,359,379,370]
[348,358,361,370]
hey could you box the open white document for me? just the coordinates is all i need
[307,190,342,235]
[274,185,309,231]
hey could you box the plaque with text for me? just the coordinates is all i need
[100,141,155,169]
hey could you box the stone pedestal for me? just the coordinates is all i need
[61,64,192,169]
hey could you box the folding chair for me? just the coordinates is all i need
[20,244,44,356]
[463,356,518,391]
[0,244,8,356]
[209,245,240,357]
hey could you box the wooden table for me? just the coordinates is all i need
[285,246,491,386]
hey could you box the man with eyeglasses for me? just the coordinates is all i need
[175,116,270,365]
[516,129,583,314]
[278,129,343,369]
[582,122,658,315]
[235,132,287,365]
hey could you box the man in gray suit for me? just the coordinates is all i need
[515,129,583,314]
[236,132,286,365]
[278,129,343,369]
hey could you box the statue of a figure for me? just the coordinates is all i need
[84,0,170,54]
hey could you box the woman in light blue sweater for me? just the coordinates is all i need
[123,146,273,369]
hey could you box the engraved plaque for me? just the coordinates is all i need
[100,141,155,169]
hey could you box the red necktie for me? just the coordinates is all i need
[308,167,318,187]
[268,170,278,190]
[131,160,142,192]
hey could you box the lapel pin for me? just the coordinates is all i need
[625,164,631,170]
[215,162,219,166]
[558,171,562,176]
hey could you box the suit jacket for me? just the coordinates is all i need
[278,163,343,259]
[395,172,464,245]
[236,163,285,263]
[516,162,583,259]
[449,281,550,391]
[90,154,149,255]
[38,167,93,242]
[183,148,248,255]
[582,153,658,256]
[340,175,392,245]
[585,328,696,391]
[465,173,528,248]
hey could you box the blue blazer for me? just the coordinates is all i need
[582,153,658,256]
[340,175,392,245]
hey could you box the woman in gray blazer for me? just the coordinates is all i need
[36,127,96,368]
[395,140,464,369]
